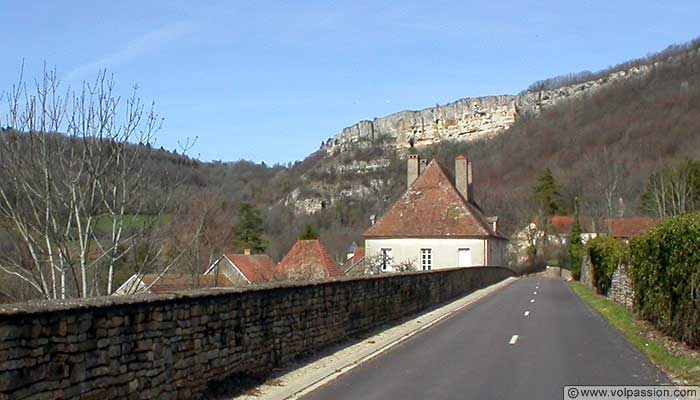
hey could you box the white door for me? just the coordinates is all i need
[458,248,471,268]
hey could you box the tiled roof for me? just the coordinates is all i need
[140,274,234,294]
[539,216,661,238]
[546,216,601,235]
[349,246,365,266]
[364,159,503,239]
[276,240,343,279]
[225,254,275,284]
[607,217,661,239]
[343,246,365,272]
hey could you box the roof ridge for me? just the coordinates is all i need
[364,158,503,239]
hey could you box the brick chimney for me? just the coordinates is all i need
[419,158,428,175]
[455,155,469,201]
[407,154,419,188]
[243,248,251,255]
[468,159,474,200]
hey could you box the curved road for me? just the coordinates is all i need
[304,277,667,400]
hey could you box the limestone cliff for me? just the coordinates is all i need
[319,62,658,154]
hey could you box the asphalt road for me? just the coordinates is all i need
[304,277,667,400]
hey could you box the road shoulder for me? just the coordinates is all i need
[568,282,700,385]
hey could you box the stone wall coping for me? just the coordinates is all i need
[0,266,513,318]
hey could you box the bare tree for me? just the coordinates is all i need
[580,147,625,221]
[643,159,700,217]
[350,254,418,276]
[0,64,199,300]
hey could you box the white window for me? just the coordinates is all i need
[458,248,472,268]
[421,249,432,271]
[381,248,393,271]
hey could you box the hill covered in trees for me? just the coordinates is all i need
[2,37,699,302]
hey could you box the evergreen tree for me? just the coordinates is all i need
[299,224,319,240]
[533,167,562,217]
[567,216,584,279]
[234,203,267,253]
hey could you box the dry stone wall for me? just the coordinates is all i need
[0,267,512,400]
[608,263,634,309]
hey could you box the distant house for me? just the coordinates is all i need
[276,239,344,280]
[204,251,277,285]
[606,217,661,241]
[343,245,365,273]
[513,216,662,263]
[527,216,603,246]
[363,155,507,271]
[115,273,235,295]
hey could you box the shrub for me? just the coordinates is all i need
[587,236,626,295]
[568,217,584,280]
[629,213,700,348]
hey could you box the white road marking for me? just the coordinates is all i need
[533,291,537,295]
[509,335,519,345]
[530,299,535,303]
[524,311,530,317]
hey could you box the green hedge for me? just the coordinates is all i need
[629,213,700,348]
[587,236,626,295]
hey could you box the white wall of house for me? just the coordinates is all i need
[365,237,506,271]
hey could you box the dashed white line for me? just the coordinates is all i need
[533,291,537,295]
[530,299,535,303]
[524,311,530,317]
[509,335,519,345]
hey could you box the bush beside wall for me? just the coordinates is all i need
[629,213,700,348]
[586,236,627,295]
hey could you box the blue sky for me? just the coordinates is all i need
[1,1,699,164]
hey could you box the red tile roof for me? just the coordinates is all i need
[225,254,276,284]
[364,159,503,239]
[538,216,661,238]
[276,240,343,279]
[140,274,234,294]
[343,246,365,271]
[349,246,365,266]
[607,217,661,239]
[548,216,575,235]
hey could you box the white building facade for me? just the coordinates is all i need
[363,155,507,271]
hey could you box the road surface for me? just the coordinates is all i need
[304,277,667,400]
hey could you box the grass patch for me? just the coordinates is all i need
[569,282,700,384]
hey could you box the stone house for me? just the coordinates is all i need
[203,250,277,285]
[276,239,344,280]
[363,155,507,271]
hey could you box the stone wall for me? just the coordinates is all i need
[0,267,512,400]
[580,254,635,309]
[580,253,594,289]
[608,263,634,309]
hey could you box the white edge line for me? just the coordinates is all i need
[285,277,518,399]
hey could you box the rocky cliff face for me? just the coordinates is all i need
[290,47,699,215]
[319,63,657,154]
